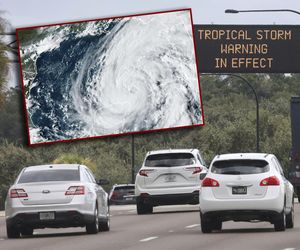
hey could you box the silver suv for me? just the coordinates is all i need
[5,164,110,238]
[135,149,207,214]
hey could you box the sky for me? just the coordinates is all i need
[1,0,300,87]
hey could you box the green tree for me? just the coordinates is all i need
[0,88,26,144]
[0,15,10,105]
[53,153,97,173]
[0,142,34,209]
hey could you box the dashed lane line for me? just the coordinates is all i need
[140,236,158,242]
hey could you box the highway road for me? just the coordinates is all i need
[0,201,299,250]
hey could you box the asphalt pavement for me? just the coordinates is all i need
[0,202,299,250]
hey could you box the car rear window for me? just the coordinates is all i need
[145,153,195,167]
[18,169,80,183]
[114,186,135,191]
[211,160,269,175]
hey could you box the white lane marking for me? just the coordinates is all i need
[283,248,295,250]
[0,238,5,241]
[140,236,158,242]
[168,230,174,233]
[185,224,200,229]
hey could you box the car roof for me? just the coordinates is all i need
[213,153,274,162]
[146,149,198,155]
[24,164,80,172]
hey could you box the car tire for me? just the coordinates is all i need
[200,213,212,233]
[286,203,294,229]
[212,220,222,231]
[99,219,110,232]
[274,210,286,232]
[86,206,99,234]
[99,204,110,232]
[6,223,20,239]
[146,205,153,214]
[137,199,153,215]
[20,227,33,236]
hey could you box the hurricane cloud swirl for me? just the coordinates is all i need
[19,10,203,144]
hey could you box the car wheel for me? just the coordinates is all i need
[212,220,222,231]
[99,203,110,232]
[200,213,212,233]
[6,223,20,239]
[274,210,286,232]
[86,206,99,234]
[20,227,34,236]
[137,199,153,215]
[286,203,294,229]
[146,205,153,214]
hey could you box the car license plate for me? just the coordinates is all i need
[39,212,55,220]
[296,172,300,178]
[232,186,247,195]
[125,197,133,200]
[165,175,176,182]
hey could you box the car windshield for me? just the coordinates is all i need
[18,169,80,183]
[145,153,195,167]
[211,160,269,175]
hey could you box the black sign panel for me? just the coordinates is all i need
[291,97,300,168]
[194,25,300,73]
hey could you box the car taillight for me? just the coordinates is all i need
[260,176,280,186]
[185,166,202,174]
[10,189,28,198]
[65,186,85,195]
[139,169,155,177]
[202,177,219,187]
[111,191,119,199]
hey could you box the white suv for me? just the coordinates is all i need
[135,149,207,214]
[199,153,294,233]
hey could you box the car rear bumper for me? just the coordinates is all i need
[200,188,284,214]
[6,201,94,220]
[109,198,136,205]
[135,184,200,196]
[201,210,282,223]
[6,211,94,229]
[138,191,199,206]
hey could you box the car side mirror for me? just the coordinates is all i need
[97,179,110,185]
[200,173,207,180]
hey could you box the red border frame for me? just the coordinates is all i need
[16,8,205,146]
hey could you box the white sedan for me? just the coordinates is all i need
[199,153,294,233]
[5,164,110,238]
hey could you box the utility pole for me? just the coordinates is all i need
[131,134,135,183]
